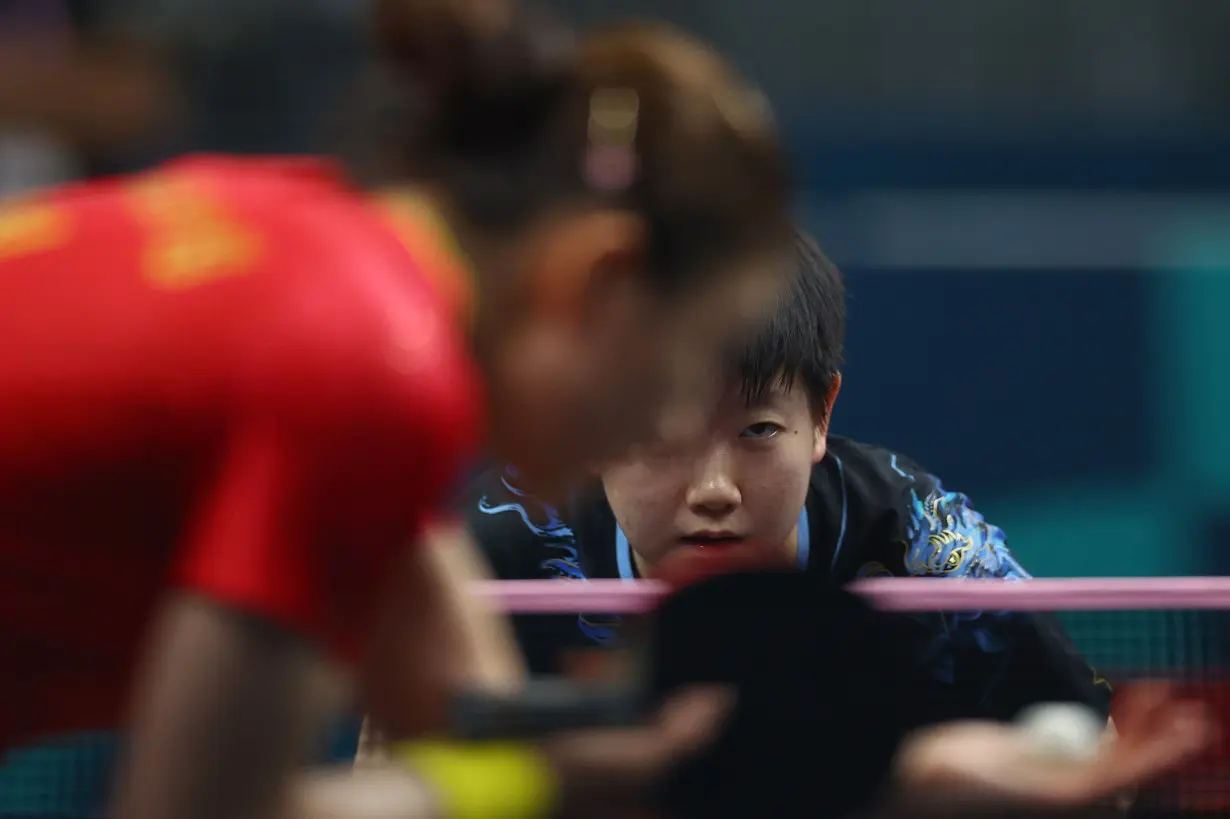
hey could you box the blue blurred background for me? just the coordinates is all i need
[2,0,1224,578]
[1,0,1228,813]
[556,0,1230,580]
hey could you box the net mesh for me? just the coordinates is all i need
[0,720,364,818]
[1,584,1226,818]
[1056,609,1230,817]
[0,733,117,818]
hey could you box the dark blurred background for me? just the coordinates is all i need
[0,0,1228,813]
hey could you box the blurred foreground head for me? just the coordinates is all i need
[367,0,794,494]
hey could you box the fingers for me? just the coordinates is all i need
[893,691,1215,813]
[652,685,736,757]
[1085,699,1212,796]
[1017,695,1212,806]
[892,720,1018,789]
[544,685,733,773]
[540,685,734,805]
[1112,681,1176,742]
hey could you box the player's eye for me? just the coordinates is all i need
[740,422,782,440]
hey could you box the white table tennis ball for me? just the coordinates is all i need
[1014,702,1105,763]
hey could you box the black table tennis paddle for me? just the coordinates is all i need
[450,569,931,819]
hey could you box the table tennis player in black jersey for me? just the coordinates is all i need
[347,232,1209,819]
[437,229,1195,816]
[341,235,1211,818]
[468,231,1113,727]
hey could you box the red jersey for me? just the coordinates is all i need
[0,156,483,748]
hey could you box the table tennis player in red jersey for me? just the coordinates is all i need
[0,0,794,816]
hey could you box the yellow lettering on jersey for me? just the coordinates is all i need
[145,226,259,289]
[0,200,69,260]
[127,174,261,289]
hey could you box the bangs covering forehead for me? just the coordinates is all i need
[732,230,845,411]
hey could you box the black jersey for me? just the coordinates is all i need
[466,435,1112,724]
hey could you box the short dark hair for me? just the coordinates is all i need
[735,229,845,413]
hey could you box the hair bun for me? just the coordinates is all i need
[372,0,571,154]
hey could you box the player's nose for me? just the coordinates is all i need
[684,446,740,514]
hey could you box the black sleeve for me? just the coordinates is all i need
[832,442,1113,724]
[462,467,595,674]
[952,612,1114,723]
[463,467,553,582]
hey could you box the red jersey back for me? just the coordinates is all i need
[0,156,483,748]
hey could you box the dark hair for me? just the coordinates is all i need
[735,230,845,414]
[368,0,791,288]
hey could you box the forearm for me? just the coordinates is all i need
[883,719,1131,819]
[112,597,335,819]
[361,521,526,744]
[420,520,528,687]
[857,722,1132,819]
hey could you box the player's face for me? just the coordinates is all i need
[601,382,830,576]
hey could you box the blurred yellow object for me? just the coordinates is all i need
[0,200,68,260]
[395,740,558,819]
[127,174,262,289]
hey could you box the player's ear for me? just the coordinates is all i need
[523,209,647,327]
[812,373,841,463]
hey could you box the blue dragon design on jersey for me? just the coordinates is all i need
[901,480,1027,581]
[855,455,1028,586]
[873,455,1031,682]
[477,467,618,644]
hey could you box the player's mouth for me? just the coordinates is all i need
[678,532,745,549]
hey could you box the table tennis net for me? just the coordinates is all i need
[0,578,1227,819]
[1051,608,1230,817]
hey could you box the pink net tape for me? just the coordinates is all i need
[472,577,1230,613]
